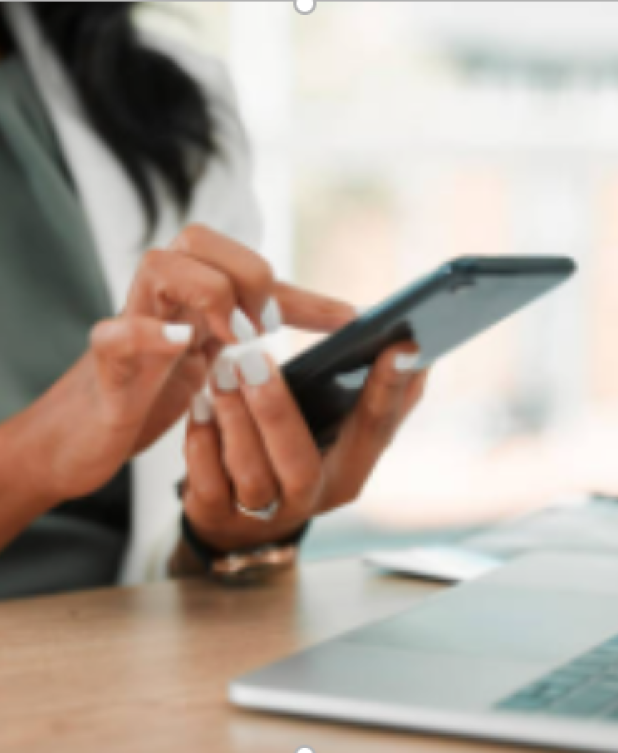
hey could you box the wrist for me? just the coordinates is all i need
[15,353,129,506]
[185,513,308,555]
[3,354,102,511]
[178,511,309,583]
[4,400,63,514]
[0,404,62,551]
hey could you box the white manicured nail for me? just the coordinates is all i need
[261,297,282,334]
[230,308,257,343]
[213,356,239,392]
[238,348,271,387]
[394,353,422,373]
[163,323,193,344]
[191,393,212,424]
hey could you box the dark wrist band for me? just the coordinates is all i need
[180,512,221,572]
[180,512,310,581]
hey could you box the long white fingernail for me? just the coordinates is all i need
[213,355,239,392]
[163,323,193,344]
[230,308,257,343]
[191,393,212,424]
[261,297,282,334]
[394,353,422,373]
[238,347,271,387]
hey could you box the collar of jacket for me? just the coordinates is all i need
[4,3,151,313]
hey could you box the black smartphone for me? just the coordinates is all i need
[283,256,576,449]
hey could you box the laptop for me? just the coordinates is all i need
[230,553,618,752]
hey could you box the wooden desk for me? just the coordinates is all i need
[0,559,552,753]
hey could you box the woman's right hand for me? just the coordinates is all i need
[6,225,355,521]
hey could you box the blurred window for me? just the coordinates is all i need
[147,2,618,537]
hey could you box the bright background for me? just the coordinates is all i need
[143,1,618,556]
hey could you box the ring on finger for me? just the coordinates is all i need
[235,499,281,523]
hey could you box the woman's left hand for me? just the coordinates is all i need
[181,342,427,554]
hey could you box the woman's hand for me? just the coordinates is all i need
[182,342,426,554]
[122,225,355,455]
[9,225,354,521]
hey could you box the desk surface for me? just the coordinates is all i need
[0,559,552,753]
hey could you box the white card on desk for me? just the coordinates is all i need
[364,545,503,583]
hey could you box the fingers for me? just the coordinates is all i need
[184,341,425,551]
[185,347,323,546]
[184,394,235,538]
[90,316,193,391]
[126,224,354,359]
[209,357,280,514]
[172,224,279,334]
[232,348,324,515]
[184,389,307,553]
[275,281,357,333]
[322,343,427,511]
[174,226,356,334]
[126,248,261,346]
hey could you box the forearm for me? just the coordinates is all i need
[0,350,140,555]
[0,402,58,551]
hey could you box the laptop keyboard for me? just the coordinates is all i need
[497,634,618,721]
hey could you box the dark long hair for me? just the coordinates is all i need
[0,3,217,232]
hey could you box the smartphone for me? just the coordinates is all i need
[283,256,576,449]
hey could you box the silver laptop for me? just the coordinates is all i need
[230,552,618,752]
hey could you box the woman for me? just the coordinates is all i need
[0,3,426,597]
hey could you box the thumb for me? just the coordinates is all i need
[274,282,356,334]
